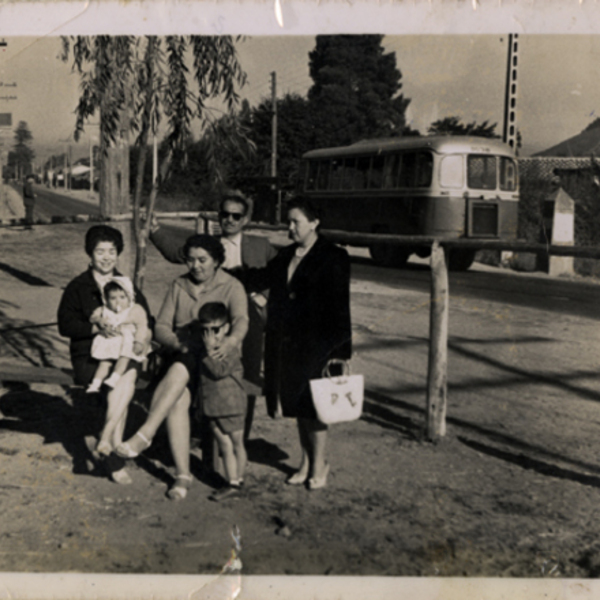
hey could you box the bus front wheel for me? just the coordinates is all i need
[369,243,411,268]
[448,249,476,271]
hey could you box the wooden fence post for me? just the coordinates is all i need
[195,214,206,234]
[426,241,449,442]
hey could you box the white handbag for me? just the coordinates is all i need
[309,359,364,424]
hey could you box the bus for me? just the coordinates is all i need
[295,136,519,271]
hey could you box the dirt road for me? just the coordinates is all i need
[1,222,600,579]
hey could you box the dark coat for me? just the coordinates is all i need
[245,236,352,419]
[57,269,152,385]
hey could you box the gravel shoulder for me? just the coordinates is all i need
[1,222,600,585]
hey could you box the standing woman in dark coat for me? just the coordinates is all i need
[57,225,153,484]
[246,198,352,490]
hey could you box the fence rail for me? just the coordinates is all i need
[2,211,599,441]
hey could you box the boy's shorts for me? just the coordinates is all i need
[210,414,245,435]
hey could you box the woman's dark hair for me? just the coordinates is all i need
[198,301,229,324]
[85,225,124,257]
[183,234,225,266]
[286,197,322,224]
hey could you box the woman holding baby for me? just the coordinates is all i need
[57,225,153,485]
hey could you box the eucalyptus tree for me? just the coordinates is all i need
[307,35,411,148]
[11,121,35,179]
[61,35,247,288]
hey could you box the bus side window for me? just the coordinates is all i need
[440,155,464,188]
[398,152,414,187]
[416,152,433,187]
[468,155,497,190]
[383,154,400,189]
[316,160,330,190]
[306,161,318,191]
[355,157,370,190]
[369,155,385,189]
[341,158,356,190]
[330,159,344,190]
[500,157,517,191]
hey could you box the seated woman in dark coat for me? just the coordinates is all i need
[244,198,352,490]
[57,225,153,484]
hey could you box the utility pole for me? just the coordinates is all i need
[270,71,280,222]
[153,133,158,185]
[89,136,94,195]
[68,144,72,190]
[503,34,519,152]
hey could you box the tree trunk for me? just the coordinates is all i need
[132,36,159,292]
[99,109,133,278]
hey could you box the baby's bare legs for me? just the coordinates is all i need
[87,361,113,393]
[112,356,132,377]
[95,361,113,382]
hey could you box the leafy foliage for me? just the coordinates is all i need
[307,35,412,148]
[187,36,414,205]
[62,35,247,288]
[8,121,35,178]
[427,116,500,138]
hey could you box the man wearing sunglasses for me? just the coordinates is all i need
[149,190,278,436]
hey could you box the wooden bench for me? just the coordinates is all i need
[0,364,74,387]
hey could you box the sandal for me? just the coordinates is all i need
[286,470,309,486]
[167,474,193,501]
[111,467,132,485]
[114,431,151,459]
[95,440,112,457]
[308,463,330,490]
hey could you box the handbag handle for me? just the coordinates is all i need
[322,358,350,379]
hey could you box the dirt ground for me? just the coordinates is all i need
[2,221,600,579]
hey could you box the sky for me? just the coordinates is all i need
[1,34,600,166]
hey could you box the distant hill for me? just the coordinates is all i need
[535,123,600,157]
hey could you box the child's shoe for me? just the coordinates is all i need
[86,379,103,394]
[104,372,122,389]
[209,483,242,502]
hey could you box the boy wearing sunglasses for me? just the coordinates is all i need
[195,302,248,501]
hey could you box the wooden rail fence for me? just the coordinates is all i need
[2,212,599,441]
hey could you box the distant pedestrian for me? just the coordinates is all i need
[23,175,36,230]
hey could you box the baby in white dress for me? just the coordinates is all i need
[87,276,151,393]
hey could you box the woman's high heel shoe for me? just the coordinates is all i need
[308,463,330,490]
[286,470,309,485]
[115,431,151,459]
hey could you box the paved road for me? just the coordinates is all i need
[350,257,600,320]
[26,184,600,319]
[32,185,101,218]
